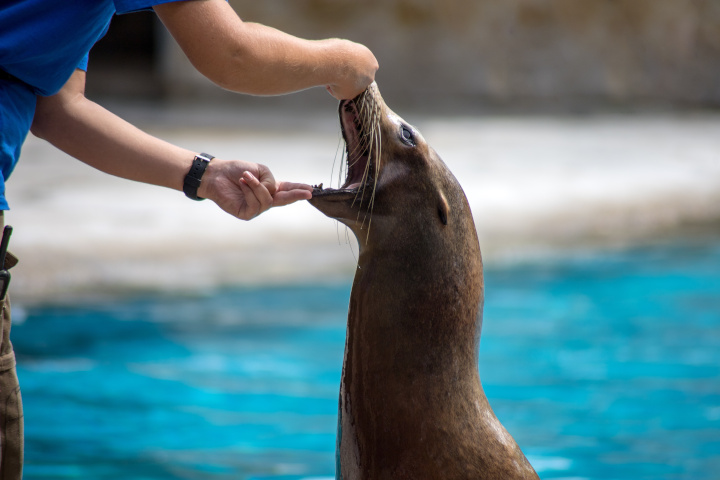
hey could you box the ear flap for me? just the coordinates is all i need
[438,193,449,226]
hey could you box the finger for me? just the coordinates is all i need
[237,178,260,220]
[276,181,314,193]
[243,171,273,213]
[256,164,278,196]
[272,189,313,207]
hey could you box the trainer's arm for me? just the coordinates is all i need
[153,0,378,100]
[31,70,312,220]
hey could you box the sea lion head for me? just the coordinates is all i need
[310,83,479,265]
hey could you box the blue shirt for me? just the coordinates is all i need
[0,0,178,209]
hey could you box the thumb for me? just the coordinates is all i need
[256,165,278,196]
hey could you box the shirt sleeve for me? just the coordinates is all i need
[113,0,183,15]
[77,54,89,72]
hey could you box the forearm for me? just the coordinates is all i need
[30,69,312,220]
[31,72,193,191]
[154,0,376,98]
[205,23,351,95]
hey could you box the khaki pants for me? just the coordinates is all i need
[0,211,22,479]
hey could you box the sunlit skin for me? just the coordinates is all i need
[30,0,378,220]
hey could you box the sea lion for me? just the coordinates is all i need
[308,83,539,480]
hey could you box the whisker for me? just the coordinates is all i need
[332,132,345,189]
[331,86,383,241]
[353,94,376,213]
[364,108,381,240]
[354,90,382,238]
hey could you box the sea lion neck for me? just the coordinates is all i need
[349,225,484,375]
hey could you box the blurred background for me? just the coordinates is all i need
[7,1,720,479]
[88,0,720,109]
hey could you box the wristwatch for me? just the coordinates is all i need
[183,153,214,201]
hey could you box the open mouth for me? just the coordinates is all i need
[312,96,375,199]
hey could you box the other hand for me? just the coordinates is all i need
[197,158,313,220]
[325,39,379,100]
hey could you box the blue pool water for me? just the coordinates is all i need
[12,238,720,480]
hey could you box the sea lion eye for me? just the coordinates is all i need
[400,125,415,146]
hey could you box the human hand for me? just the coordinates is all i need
[325,39,379,100]
[197,158,312,220]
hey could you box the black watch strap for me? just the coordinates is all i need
[183,153,214,201]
